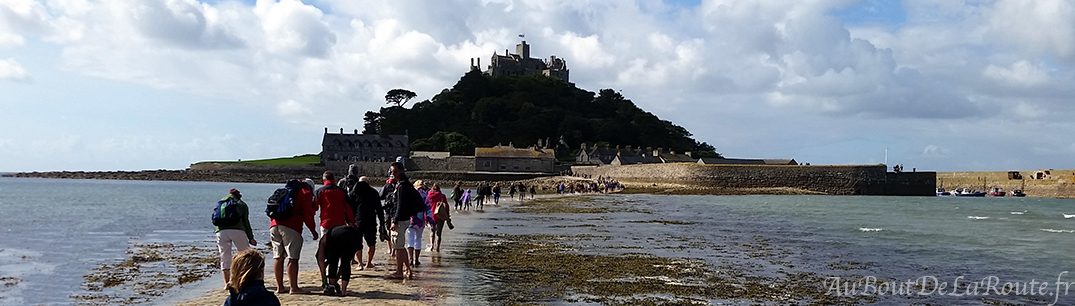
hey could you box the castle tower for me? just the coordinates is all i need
[516,41,530,60]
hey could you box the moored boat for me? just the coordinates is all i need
[954,188,987,197]
[937,188,951,196]
[1010,189,1027,197]
[988,187,1005,197]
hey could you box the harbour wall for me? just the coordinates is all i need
[570,163,935,196]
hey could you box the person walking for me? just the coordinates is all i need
[529,185,536,200]
[428,184,451,253]
[407,180,433,267]
[322,225,362,296]
[385,162,424,280]
[215,189,256,291]
[474,183,485,211]
[346,176,384,270]
[492,183,501,205]
[223,249,279,306]
[451,182,463,210]
[509,183,516,200]
[269,180,317,294]
[314,171,354,288]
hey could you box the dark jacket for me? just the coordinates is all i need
[389,178,425,222]
[351,181,384,230]
[223,279,280,306]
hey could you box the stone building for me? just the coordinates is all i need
[470,40,569,82]
[320,128,409,164]
[576,143,694,165]
[474,144,556,173]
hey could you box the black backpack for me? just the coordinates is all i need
[212,197,241,226]
[343,176,362,206]
[266,180,302,220]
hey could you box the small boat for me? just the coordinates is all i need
[954,188,987,197]
[1010,189,1027,197]
[988,187,1005,197]
[937,188,951,196]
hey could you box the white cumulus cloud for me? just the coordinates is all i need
[0,58,29,81]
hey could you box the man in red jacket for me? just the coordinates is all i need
[270,179,318,294]
[314,171,354,288]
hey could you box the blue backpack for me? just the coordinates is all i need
[266,180,302,220]
[212,198,241,226]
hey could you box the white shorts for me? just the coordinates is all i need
[215,229,250,270]
[270,225,303,260]
[406,227,423,249]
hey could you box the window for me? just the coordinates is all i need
[500,165,507,170]
[483,161,491,167]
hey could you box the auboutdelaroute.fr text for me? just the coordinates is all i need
[825,272,1075,305]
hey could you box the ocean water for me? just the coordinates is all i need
[3,177,1075,305]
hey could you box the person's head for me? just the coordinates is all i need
[227,249,265,293]
[323,171,336,182]
[347,164,359,177]
[229,188,242,199]
[413,180,424,189]
[304,178,316,190]
[358,176,368,183]
[390,162,405,180]
[432,183,440,191]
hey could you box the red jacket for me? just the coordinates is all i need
[428,189,449,222]
[314,180,353,229]
[270,187,317,235]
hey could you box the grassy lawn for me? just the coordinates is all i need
[202,154,320,165]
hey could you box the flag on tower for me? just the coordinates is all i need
[519,34,525,38]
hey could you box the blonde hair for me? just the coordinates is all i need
[227,249,265,293]
[413,180,424,189]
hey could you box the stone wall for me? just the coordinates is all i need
[571,163,934,196]
[409,156,475,172]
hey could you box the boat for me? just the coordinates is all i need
[954,188,986,197]
[936,188,951,196]
[988,187,1005,197]
[1010,189,1027,197]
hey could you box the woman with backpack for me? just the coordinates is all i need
[214,189,257,291]
[428,184,451,253]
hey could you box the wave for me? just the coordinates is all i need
[859,228,883,232]
[1041,229,1075,233]
[967,216,990,220]
[1010,211,1026,215]
[1064,214,1075,219]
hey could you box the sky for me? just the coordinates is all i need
[1,0,1074,172]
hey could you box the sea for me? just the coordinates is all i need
[2,177,1075,305]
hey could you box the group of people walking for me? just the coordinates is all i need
[213,161,455,304]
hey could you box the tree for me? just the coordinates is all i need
[385,89,418,107]
[362,111,382,134]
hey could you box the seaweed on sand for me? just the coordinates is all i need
[461,234,867,305]
[75,243,218,305]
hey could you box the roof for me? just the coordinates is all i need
[322,133,408,146]
[475,147,555,159]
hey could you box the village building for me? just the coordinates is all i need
[320,128,409,164]
[577,143,695,165]
[474,144,556,173]
[696,157,798,165]
[470,40,569,82]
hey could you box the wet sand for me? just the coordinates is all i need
[173,269,433,306]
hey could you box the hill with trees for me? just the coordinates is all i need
[363,70,719,158]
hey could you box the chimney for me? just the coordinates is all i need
[580,143,587,152]
[478,58,481,69]
[685,151,692,158]
[354,129,358,134]
[470,58,474,68]
[670,150,676,155]
[324,127,328,134]
[340,128,344,134]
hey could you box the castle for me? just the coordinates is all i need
[470,40,569,82]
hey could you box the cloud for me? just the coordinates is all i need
[988,0,1075,60]
[0,58,29,81]
[920,145,948,158]
[255,0,336,58]
[983,60,1049,87]
[113,0,245,49]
